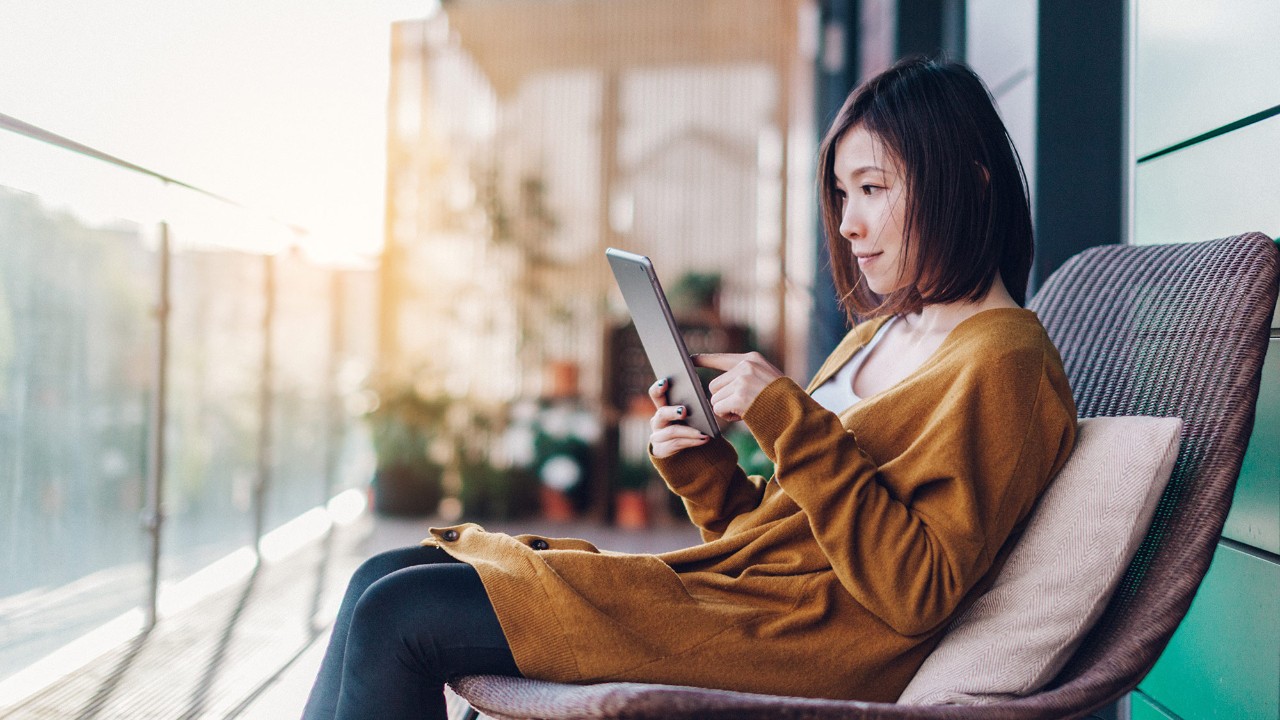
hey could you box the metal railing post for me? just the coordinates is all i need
[323,270,345,506]
[143,219,171,629]
[254,254,276,555]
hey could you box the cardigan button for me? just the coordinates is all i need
[442,530,459,542]
[530,539,550,550]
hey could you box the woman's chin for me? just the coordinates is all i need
[865,280,898,296]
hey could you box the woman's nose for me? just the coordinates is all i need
[839,204,862,240]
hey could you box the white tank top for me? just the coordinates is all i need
[810,315,899,413]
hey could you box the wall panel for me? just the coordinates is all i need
[1130,692,1179,720]
[1138,542,1280,720]
[1223,339,1280,554]
[1135,0,1280,156]
[1133,117,1280,247]
[1128,3,1279,717]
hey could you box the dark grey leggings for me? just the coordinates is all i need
[302,546,520,720]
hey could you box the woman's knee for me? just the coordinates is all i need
[353,563,460,619]
[349,545,454,590]
[345,566,452,671]
[350,564,499,645]
[346,563,516,683]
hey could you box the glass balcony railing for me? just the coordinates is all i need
[0,113,377,682]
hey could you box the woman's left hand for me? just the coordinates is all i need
[692,352,784,423]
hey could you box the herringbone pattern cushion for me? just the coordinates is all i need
[898,415,1182,705]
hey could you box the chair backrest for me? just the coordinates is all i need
[451,234,1279,720]
[1021,232,1278,714]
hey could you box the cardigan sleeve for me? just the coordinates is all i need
[742,348,1074,637]
[650,438,767,542]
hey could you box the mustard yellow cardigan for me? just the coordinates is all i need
[423,307,1077,702]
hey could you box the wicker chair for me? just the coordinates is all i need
[450,233,1280,720]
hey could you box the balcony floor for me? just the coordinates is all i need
[0,511,701,719]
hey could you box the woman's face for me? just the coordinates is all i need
[832,125,910,296]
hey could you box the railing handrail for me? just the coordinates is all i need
[0,110,309,235]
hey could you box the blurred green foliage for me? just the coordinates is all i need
[725,425,774,479]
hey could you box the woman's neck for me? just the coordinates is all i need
[901,275,1020,337]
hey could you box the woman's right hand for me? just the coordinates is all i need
[648,377,711,459]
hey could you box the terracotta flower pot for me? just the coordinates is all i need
[540,485,576,521]
[614,489,649,530]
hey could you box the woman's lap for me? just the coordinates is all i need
[304,546,519,720]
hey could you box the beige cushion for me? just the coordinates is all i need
[898,415,1182,705]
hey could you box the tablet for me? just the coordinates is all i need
[606,248,722,438]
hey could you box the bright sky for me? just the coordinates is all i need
[0,0,434,261]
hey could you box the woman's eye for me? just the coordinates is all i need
[860,184,881,196]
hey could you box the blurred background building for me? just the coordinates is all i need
[381,0,813,398]
[0,1,1275,718]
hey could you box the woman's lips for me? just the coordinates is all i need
[856,252,882,267]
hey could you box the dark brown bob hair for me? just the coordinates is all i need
[817,56,1034,322]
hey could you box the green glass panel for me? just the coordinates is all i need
[1139,543,1280,720]
[1130,691,1181,720]
[1224,339,1280,554]
[267,253,335,533]
[0,131,162,681]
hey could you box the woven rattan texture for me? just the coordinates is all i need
[1025,233,1278,703]
[452,233,1280,720]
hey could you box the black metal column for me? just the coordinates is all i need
[897,0,965,60]
[1032,0,1127,293]
[809,0,861,375]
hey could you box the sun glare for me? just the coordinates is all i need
[0,1,437,263]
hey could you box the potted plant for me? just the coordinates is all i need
[455,401,540,521]
[366,379,448,517]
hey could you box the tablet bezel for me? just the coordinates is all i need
[606,248,722,438]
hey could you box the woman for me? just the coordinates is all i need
[303,56,1077,719]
